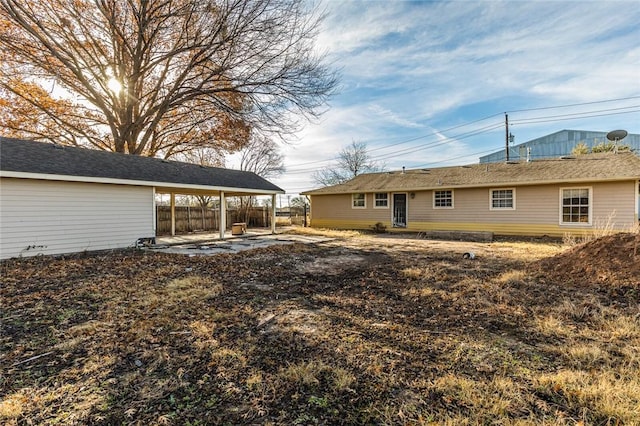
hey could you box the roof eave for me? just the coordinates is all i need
[0,171,285,195]
[303,176,639,195]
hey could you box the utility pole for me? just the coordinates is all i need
[505,113,510,161]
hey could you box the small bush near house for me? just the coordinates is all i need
[371,222,387,233]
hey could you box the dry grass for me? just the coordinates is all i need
[286,226,365,239]
[1,231,637,425]
[535,369,640,423]
[562,211,640,248]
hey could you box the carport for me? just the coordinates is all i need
[0,137,284,259]
[154,184,282,240]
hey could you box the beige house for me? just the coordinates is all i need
[303,152,640,238]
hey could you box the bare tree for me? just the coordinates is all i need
[239,134,285,179]
[175,148,226,169]
[290,196,309,208]
[313,140,384,186]
[234,133,285,223]
[0,0,337,157]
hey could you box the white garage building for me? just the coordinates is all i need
[0,137,284,259]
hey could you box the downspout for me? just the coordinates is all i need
[152,187,157,237]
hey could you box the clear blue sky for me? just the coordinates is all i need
[252,0,640,197]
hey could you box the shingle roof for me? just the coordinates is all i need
[303,152,640,195]
[0,137,284,193]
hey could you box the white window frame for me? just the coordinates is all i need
[433,189,454,209]
[490,188,516,210]
[559,186,592,226]
[374,192,389,209]
[352,193,366,209]
[636,180,640,222]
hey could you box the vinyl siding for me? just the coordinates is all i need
[592,181,636,226]
[311,193,391,225]
[0,178,154,259]
[309,181,637,237]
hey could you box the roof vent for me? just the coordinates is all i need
[401,166,405,174]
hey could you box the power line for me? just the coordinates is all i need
[283,121,504,175]
[284,112,503,172]
[508,95,640,113]
[511,108,640,125]
[411,146,502,169]
[365,112,504,154]
[283,95,640,173]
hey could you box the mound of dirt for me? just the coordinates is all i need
[533,233,640,286]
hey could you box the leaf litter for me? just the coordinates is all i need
[1,231,638,425]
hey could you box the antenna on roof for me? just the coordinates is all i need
[606,129,627,154]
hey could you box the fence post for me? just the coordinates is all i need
[304,204,308,227]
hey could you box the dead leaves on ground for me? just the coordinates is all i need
[1,236,639,425]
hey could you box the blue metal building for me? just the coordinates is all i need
[479,129,640,163]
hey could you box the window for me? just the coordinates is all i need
[561,187,591,224]
[374,193,388,208]
[434,190,453,208]
[352,193,366,209]
[490,188,515,210]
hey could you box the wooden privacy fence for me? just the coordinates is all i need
[156,206,272,235]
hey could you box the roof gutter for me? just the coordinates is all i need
[0,171,285,195]
[302,176,639,196]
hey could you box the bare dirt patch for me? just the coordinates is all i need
[1,230,638,425]
[301,253,367,275]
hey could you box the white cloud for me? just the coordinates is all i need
[367,104,424,129]
[277,0,640,195]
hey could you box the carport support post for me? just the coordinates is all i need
[170,193,176,236]
[220,191,226,240]
[271,194,277,234]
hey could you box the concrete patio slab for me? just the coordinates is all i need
[147,232,334,256]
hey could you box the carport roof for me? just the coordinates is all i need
[0,137,284,195]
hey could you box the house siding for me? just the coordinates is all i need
[309,181,637,237]
[311,193,390,227]
[0,178,154,259]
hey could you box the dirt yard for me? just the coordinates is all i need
[1,230,639,425]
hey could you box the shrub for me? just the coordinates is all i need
[371,222,387,233]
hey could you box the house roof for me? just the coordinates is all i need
[303,152,640,195]
[0,137,284,195]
